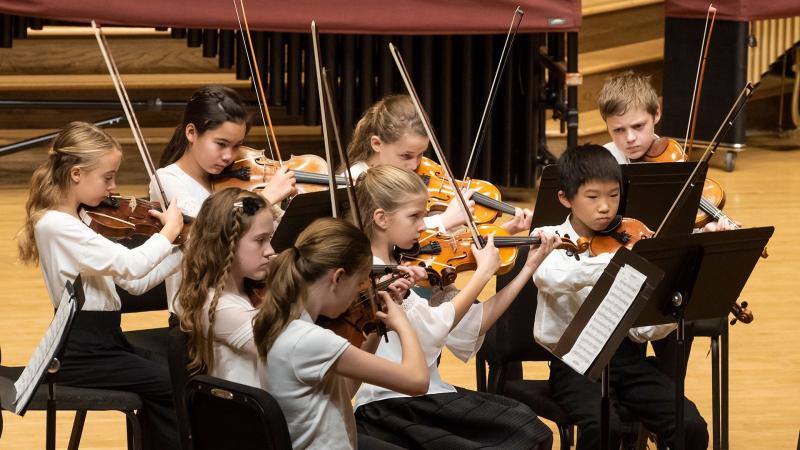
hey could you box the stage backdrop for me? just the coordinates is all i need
[0,0,580,33]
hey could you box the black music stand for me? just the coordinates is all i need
[629,227,773,450]
[270,188,350,253]
[534,162,707,236]
[545,248,664,450]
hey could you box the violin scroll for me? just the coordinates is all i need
[730,300,753,326]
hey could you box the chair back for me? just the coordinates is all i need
[168,324,193,450]
[185,374,292,450]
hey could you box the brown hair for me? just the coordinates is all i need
[252,218,371,359]
[598,70,660,121]
[343,94,426,171]
[17,121,121,265]
[354,165,427,240]
[160,85,250,167]
[177,187,270,374]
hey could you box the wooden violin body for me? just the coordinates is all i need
[643,138,727,228]
[80,195,191,244]
[417,157,516,224]
[397,224,588,288]
[212,146,346,195]
[589,216,654,256]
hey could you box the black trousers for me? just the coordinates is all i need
[550,338,708,450]
[57,310,179,450]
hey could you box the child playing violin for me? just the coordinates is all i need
[174,188,274,388]
[351,165,559,450]
[252,218,429,450]
[345,94,532,234]
[17,122,185,449]
[152,85,297,320]
[531,144,708,450]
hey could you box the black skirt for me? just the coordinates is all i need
[355,387,552,450]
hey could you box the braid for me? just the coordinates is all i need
[203,207,243,373]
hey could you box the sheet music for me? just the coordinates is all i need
[9,286,76,415]
[561,264,647,374]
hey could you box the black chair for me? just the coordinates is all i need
[167,322,193,450]
[0,277,144,450]
[184,374,292,450]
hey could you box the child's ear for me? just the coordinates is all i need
[69,166,82,184]
[369,135,383,153]
[557,190,573,209]
[654,106,662,125]
[373,208,390,231]
[331,267,345,286]
[185,123,197,144]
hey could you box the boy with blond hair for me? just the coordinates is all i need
[598,70,662,164]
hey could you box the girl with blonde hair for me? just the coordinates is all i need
[345,94,533,234]
[18,121,184,449]
[252,218,430,450]
[352,165,560,449]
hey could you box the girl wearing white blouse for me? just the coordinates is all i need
[252,218,430,450]
[17,122,185,449]
[152,85,297,319]
[351,165,561,450]
[176,188,276,388]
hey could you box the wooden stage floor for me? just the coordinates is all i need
[0,132,798,449]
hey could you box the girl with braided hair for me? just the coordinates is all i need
[176,187,277,387]
[153,85,297,323]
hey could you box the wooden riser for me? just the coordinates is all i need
[580,1,665,53]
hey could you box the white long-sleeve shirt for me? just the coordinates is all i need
[532,216,676,348]
[149,163,210,313]
[353,255,484,409]
[34,210,181,311]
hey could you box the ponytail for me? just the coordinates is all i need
[160,85,250,167]
[252,218,372,359]
[17,122,121,265]
[342,94,426,172]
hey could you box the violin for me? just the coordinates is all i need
[396,223,589,288]
[317,271,410,347]
[212,146,347,195]
[417,157,517,224]
[80,195,192,244]
[643,138,729,229]
[588,216,654,256]
[644,138,767,258]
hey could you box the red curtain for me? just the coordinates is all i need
[0,0,581,33]
[666,0,800,21]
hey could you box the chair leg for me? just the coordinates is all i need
[125,410,143,450]
[558,424,572,450]
[711,335,720,450]
[67,410,87,450]
[721,324,729,450]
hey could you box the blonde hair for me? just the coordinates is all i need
[343,94,426,171]
[17,121,121,265]
[177,187,270,374]
[354,165,428,240]
[252,218,371,359]
[598,71,660,120]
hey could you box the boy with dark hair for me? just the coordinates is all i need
[532,144,709,450]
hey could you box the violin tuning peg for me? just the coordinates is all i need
[741,301,749,308]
